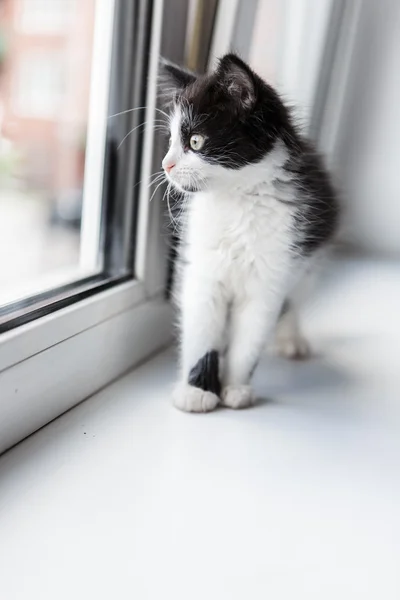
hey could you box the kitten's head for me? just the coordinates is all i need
[159,54,290,193]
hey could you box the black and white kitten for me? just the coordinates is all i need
[160,54,338,412]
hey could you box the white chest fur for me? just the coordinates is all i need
[182,184,296,300]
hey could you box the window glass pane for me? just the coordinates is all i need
[0,0,111,306]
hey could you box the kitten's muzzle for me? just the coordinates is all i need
[162,159,176,174]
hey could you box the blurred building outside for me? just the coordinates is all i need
[0,0,95,300]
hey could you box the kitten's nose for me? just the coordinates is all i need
[163,161,175,174]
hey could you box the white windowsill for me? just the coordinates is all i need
[0,257,399,599]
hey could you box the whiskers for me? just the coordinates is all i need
[116,119,168,150]
[108,105,170,150]
[148,172,167,203]
[163,169,209,234]
[141,170,181,232]
[160,177,191,235]
[108,105,169,120]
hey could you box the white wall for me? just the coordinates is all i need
[330,0,400,255]
[249,0,334,128]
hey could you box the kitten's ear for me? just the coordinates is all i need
[158,58,196,98]
[217,54,256,111]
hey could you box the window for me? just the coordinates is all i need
[0,0,174,454]
[1,0,101,308]
[0,0,140,316]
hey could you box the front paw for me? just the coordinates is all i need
[221,385,255,409]
[172,384,219,413]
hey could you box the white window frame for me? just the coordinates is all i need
[0,0,172,455]
[79,0,115,272]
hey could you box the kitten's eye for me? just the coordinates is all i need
[189,134,205,151]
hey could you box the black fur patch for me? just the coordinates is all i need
[188,351,221,396]
[286,142,339,254]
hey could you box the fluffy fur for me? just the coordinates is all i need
[160,54,339,412]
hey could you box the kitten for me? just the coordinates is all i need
[160,54,339,412]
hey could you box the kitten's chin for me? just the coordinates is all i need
[170,180,203,194]
[181,184,201,193]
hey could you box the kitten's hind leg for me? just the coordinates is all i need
[275,299,311,360]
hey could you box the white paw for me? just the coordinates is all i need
[221,385,255,409]
[172,384,219,413]
[276,335,311,360]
